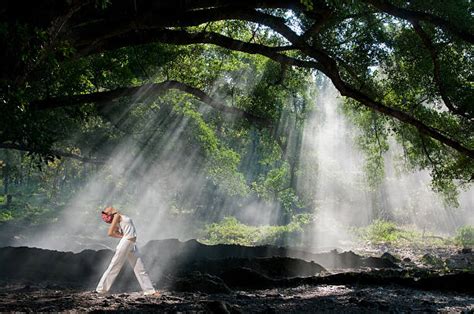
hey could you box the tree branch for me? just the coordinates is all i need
[31,80,272,127]
[235,10,474,159]
[301,9,333,42]
[0,143,105,164]
[6,0,473,159]
[68,7,474,159]
[76,28,319,70]
[10,0,89,87]
[420,134,440,177]
[411,21,471,121]
[362,0,474,43]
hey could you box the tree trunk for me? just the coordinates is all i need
[3,151,11,210]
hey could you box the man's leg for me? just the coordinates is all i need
[96,238,132,293]
[127,244,156,295]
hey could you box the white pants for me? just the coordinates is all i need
[96,237,156,295]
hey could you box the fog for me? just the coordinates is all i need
[299,80,474,250]
[5,77,473,253]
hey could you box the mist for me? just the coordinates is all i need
[3,77,473,254]
[299,80,474,250]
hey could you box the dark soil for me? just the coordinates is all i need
[0,283,472,313]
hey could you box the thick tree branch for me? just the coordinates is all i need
[31,80,272,127]
[10,0,89,87]
[68,7,474,159]
[76,29,319,70]
[5,0,473,159]
[411,21,471,121]
[362,0,474,43]
[236,9,474,159]
[0,143,105,164]
[301,9,333,42]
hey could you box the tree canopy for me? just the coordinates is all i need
[0,0,473,205]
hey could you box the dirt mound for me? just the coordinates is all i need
[184,256,326,279]
[0,246,112,288]
[141,239,398,271]
[0,239,402,294]
[0,240,330,291]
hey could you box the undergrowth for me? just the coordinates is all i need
[455,225,474,247]
[200,214,312,246]
[355,219,474,248]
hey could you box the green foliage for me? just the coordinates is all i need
[342,102,389,189]
[172,99,249,196]
[1,1,471,229]
[251,160,304,217]
[0,210,13,222]
[201,214,312,246]
[318,0,474,204]
[300,0,314,11]
[356,219,429,245]
[357,219,402,243]
[354,219,474,248]
[342,95,472,206]
[455,226,474,247]
[0,36,315,225]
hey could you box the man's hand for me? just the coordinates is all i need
[112,226,123,238]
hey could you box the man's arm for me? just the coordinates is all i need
[107,214,123,238]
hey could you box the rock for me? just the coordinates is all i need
[421,254,444,267]
[13,284,39,292]
[357,299,372,307]
[261,305,277,314]
[381,252,400,264]
[403,257,411,263]
[461,248,472,254]
[236,293,252,299]
[378,302,390,311]
[445,258,459,269]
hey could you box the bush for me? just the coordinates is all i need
[200,214,312,246]
[356,219,421,245]
[455,225,474,247]
[0,210,13,222]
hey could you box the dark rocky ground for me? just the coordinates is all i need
[0,283,472,312]
[0,239,473,312]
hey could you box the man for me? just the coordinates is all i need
[96,206,159,296]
